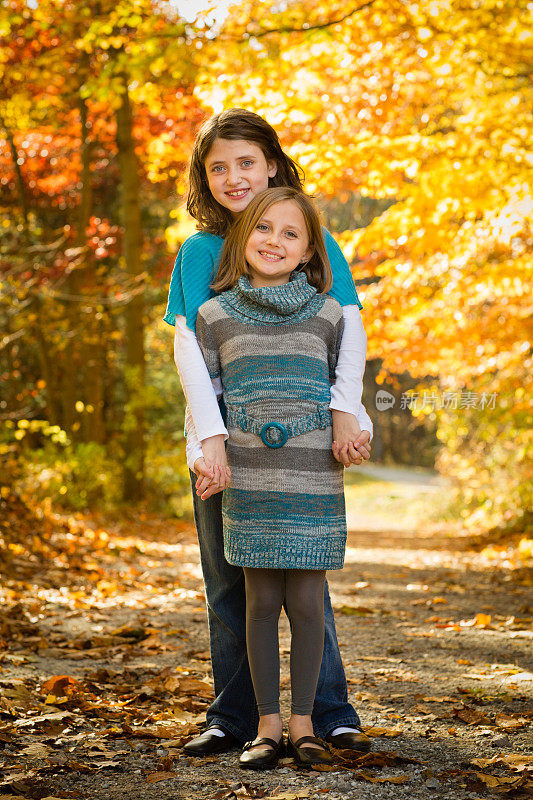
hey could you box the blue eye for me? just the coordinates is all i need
[242,160,254,167]
[256,223,269,231]
[285,231,297,238]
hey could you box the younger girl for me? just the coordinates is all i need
[195,187,358,769]
[165,109,373,756]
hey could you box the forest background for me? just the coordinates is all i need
[0,0,531,540]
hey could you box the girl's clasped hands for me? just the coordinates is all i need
[194,417,371,500]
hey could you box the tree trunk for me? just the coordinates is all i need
[0,117,29,229]
[115,77,145,500]
[76,93,106,444]
[82,314,106,444]
[61,94,94,435]
[33,311,61,425]
[76,96,93,246]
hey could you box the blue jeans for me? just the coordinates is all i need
[190,471,361,743]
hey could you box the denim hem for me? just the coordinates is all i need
[314,717,362,739]
[206,718,254,745]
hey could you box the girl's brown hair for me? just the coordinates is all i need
[187,108,304,237]
[212,187,333,295]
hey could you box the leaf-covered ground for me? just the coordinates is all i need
[1,467,532,800]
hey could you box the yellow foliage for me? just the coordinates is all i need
[518,538,533,560]
[199,0,532,525]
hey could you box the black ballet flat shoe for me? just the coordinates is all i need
[287,735,332,766]
[325,727,371,753]
[183,726,239,756]
[239,736,285,770]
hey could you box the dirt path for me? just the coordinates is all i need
[1,469,531,799]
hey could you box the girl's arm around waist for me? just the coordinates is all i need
[164,232,226,440]
[330,305,373,438]
[174,315,228,442]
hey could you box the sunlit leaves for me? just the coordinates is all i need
[199,0,532,527]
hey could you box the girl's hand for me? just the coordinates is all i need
[194,456,213,481]
[195,434,231,499]
[332,410,372,467]
[195,463,231,499]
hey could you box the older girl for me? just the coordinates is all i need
[164,109,372,757]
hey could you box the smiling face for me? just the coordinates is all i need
[244,200,313,288]
[204,138,278,217]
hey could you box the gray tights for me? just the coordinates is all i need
[243,567,326,716]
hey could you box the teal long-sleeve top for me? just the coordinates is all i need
[163,229,362,332]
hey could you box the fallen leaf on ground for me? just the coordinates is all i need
[353,770,410,784]
[146,770,176,783]
[495,713,528,731]
[414,694,454,702]
[471,754,533,769]
[13,710,74,729]
[460,672,492,681]
[66,760,95,772]
[41,675,81,696]
[459,613,493,629]
[452,704,492,726]
[19,742,52,758]
[337,605,375,616]
[474,772,530,792]
[410,703,437,715]
[0,769,40,788]
[363,726,403,737]
[110,624,148,641]
[502,671,533,683]
[174,676,214,698]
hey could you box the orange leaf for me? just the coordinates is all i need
[363,726,403,738]
[41,675,80,696]
[494,713,527,731]
[452,705,492,726]
[146,771,175,783]
[353,770,409,784]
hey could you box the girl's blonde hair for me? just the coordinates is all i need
[212,187,333,294]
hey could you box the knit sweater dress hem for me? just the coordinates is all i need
[223,519,347,570]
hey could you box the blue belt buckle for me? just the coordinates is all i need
[260,421,288,448]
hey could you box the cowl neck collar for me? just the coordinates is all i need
[220,272,324,324]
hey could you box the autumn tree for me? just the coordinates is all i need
[199,0,532,527]
[0,0,204,500]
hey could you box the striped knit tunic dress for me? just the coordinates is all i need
[195,272,347,571]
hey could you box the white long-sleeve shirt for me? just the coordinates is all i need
[175,305,372,471]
